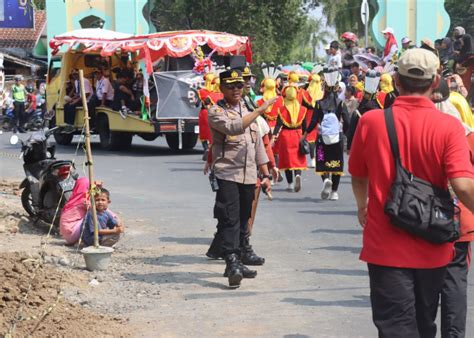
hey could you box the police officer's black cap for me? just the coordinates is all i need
[220,69,244,84]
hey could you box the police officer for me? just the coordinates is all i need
[208,69,276,288]
[11,75,27,133]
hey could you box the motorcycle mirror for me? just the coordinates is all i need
[9,134,19,145]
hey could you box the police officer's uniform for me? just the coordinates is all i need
[208,69,268,287]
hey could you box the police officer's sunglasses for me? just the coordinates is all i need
[224,83,244,90]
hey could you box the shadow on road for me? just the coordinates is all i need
[159,237,211,245]
[122,271,229,290]
[281,295,370,308]
[303,268,367,277]
[169,168,203,172]
[310,246,362,254]
[55,141,202,158]
[299,210,357,216]
[271,196,323,203]
[131,254,212,266]
[311,228,362,235]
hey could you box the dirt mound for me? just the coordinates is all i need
[0,252,129,337]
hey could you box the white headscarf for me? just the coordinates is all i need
[338,81,346,102]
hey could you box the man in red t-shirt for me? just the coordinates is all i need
[349,48,474,337]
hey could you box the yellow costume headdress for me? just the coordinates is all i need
[307,74,324,105]
[260,62,282,110]
[282,85,301,126]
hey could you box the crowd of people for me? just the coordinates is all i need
[201,24,474,337]
[63,61,146,126]
[3,75,46,133]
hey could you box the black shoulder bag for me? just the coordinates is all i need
[383,107,460,244]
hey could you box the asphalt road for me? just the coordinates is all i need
[0,130,473,337]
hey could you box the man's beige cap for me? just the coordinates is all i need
[397,48,439,80]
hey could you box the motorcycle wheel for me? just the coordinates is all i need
[42,188,63,226]
[21,186,37,218]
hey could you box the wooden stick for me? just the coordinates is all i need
[79,70,99,248]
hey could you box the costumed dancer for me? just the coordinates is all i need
[256,63,283,130]
[198,71,216,160]
[304,67,349,200]
[380,73,397,108]
[302,71,324,167]
[272,84,309,192]
[346,70,384,151]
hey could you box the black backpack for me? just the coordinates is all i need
[383,107,460,244]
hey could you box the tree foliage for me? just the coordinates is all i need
[319,0,472,39]
[444,0,473,35]
[151,0,329,64]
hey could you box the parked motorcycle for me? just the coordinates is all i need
[10,127,78,225]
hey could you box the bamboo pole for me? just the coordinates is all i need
[78,69,99,248]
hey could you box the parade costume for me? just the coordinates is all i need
[257,63,283,129]
[302,74,324,167]
[273,85,309,192]
[198,72,216,151]
[346,70,385,151]
[306,67,349,200]
[379,73,396,108]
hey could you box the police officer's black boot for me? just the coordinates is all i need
[206,232,223,259]
[224,253,243,288]
[240,231,265,266]
[224,260,257,278]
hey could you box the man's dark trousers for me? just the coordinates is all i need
[368,263,448,338]
[13,101,25,129]
[213,179,255,255]
[441,242,471,338]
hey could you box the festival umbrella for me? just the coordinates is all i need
[281,64,310,76]
[353,54,382,70]
[302,62,315,72]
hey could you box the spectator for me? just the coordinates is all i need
[431,78,474,337]
[343,85,358,116]
[349,48,474,337]
[399,37,413,57]
[95,69,114,107]
[439,37,455,66]
[453,26,473,64]
[327,41,342,69]
[365,46,376,55]
[112,72,136,118]
[350,62,362,81]
[420,38,438,56]
[340,32,361,70]
[132,71,144,104]
[81,187,124,247]
[64,69,93,125]
[381,27,398,64]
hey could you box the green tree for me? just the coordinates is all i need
[444,0,473,35]
[32,0,45,10]
[151,0,324,65]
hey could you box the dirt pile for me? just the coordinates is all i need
[0,252,129,337]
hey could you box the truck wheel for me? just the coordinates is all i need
[165,133,198,151]
[98,117,132,150]
[183,133,198,149]
[53,131,74,145]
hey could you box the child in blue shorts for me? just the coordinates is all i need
[81,187,124,247]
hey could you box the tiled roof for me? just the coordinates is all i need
[0,11,46,49]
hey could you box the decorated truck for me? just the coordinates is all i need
[47,29,252,150]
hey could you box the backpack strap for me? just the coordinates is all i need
[384,107,401,164]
